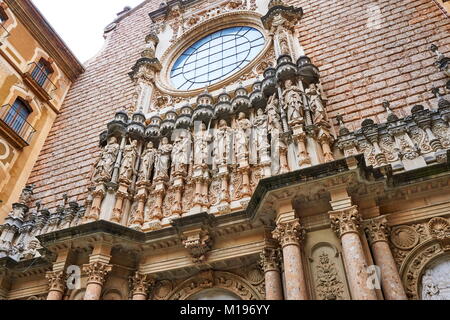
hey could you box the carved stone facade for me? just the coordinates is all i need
[1,0,450,301]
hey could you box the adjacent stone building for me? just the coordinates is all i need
[0,0,450,300]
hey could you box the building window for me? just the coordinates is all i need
[0,7,8,23]
[31,58,53,87]
[3,98,31,134]
[170,26,265,91]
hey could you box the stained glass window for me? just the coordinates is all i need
[171,26,265,91]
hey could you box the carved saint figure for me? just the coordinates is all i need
[119,140,139,181]
[307,83,328,126]
[214,120,232,166]
[194,122,210,167]
[172,131,191,174]
[21,238,40,260]
[93,137,119,182]
[282,79,304,126]
[253,108,270,161]
[154,137,173,181]
[235,112,252,163]
[137,141,157,182]
[267,94,283,132]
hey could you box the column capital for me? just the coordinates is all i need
[272,219,305,248]
[330,205,361,238]
[129,272,155,297]
[82,262,112,286]
[363,216,390,245]
[45,271,66,293]
[260,247,282,273]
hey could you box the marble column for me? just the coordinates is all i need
[130,272,155,300]
[83,262,112,300]
[46,271,66,300]
[272,219,308,300]
[260,247,283,300]
[330,206,378,300]
[364,216,407,300]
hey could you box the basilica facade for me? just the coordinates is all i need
[0,0,450,300]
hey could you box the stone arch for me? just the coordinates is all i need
[102,288,123,300]
[420,254,450,300]
[165,270,263,300]
[399,238,447,300]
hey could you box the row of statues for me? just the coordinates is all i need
[91,78,329,189]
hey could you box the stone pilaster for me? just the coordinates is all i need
[260,247,283,300]
[364,217,408,300]
[82,261,113,300]
[46,271,66,300]
[272,219,308,300]
[330,206,378,300]
[129,272,155,300]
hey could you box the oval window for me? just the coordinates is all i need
[170,26,265,91]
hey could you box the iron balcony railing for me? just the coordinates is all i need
[27,62,57,96]
[0,104,36,144]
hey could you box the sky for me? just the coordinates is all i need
[33,0,145,63]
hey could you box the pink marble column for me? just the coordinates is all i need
[260,247,283,300]
[130,272,155,301]
[46,271,65,300]
[364,217,407,300]
[83,262,112,300]
[330,206,378,300]
[272,219,309,300]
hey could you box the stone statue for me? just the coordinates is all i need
[194,122,210,167]
[307,83,328,126]
[154,137,173,181]
[172,131,191,174]
[21,238,40,260]
[253,108,270,161]
[214,120,232,166]
[267,94,283,132]
[93,137,119,182]
[282,79,304,126]
[119,139,139,181]
[235,112,252,163]
[137,141,157,182]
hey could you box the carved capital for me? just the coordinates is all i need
[83,262,112,286]
[272,219,305,248]
[45,271,66,293]
[260,247,282,272]
[364,216,390,245]
[330,206,361,238]
[129,272,155,297]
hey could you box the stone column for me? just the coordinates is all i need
[330,206,378,300]
[46,271,66,300]
[83,261,113,300]
[130,272,155,300]
[260,247,283,300]
[272,219,308,300]
[364,216,407,300]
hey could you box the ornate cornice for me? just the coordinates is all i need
[272,219,305,248]
[364,216,390,245]
[330,206,361,238]
[82,262,112,286]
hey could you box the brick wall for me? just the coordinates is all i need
[27,0,450,210]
